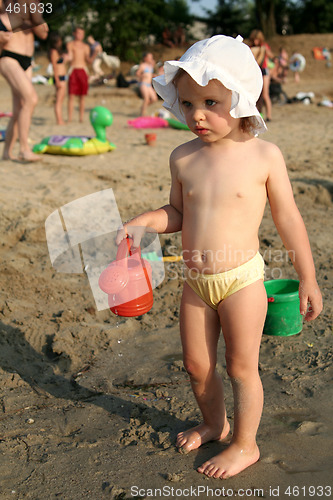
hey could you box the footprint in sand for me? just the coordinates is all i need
[296,420,326,435]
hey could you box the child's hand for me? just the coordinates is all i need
[299,279,323,321]
[116,222,146,250]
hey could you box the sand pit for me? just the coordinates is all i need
[0,34,332,499]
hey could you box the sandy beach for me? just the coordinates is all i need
[0,34,332,499]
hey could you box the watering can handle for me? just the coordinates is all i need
[116,236,153,293]
[116,236,140,263]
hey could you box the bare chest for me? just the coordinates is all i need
[181,163,263,207]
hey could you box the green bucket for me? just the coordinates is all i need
[263,279,303,336]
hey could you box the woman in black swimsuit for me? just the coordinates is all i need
[49,32,69,125]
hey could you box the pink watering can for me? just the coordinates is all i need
[98,237,153,317]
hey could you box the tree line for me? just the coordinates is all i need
[44,0,333,60]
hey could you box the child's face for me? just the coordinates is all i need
[176,73,241,144]
[144,53,154,65]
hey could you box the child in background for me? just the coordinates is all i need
[136,52,158,116]
[49,32,69,125]
[117,35,322,479]
[278,47,289,81]
[87,35,103,78]
[248,29,273,121]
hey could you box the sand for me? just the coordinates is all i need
[0,34,332,499]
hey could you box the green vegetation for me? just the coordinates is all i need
[44,0,333,60]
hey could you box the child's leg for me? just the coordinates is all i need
[262,74,272,120]
[2,87,19,159]
[198,279,267,479]
[68,94,74,122]
[79,96,85,122]
[55,82,66,125]
[148,86,158,106]
[139,84,150,116]
[177,282,230,453]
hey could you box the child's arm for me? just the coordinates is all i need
[136,63,144,79]
[116,152,183,248]
[266,145,322,321]
[86,43,97,65]
[66,41,73,65]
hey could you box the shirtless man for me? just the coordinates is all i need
[0,0,48,161]
[67,27,96,122]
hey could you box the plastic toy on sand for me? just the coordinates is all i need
[145,133,157,146]
[99,237,153,317]
[263,279,303,336]
[128,116,190,130]
[289,53,306,73]
[142,251,183,262]
[166,117,190,130]
[33,106,116,156]
[0,112,12,142]
[128,116,169,128]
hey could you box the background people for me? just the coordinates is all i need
[0,0,48,161]
[48,31,69,125]
[248,29,273,121]
[0,1,12,46]
[87,34,103,78]
[136,52,158,116]
[67,26,96,122]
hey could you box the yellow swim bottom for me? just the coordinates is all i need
[184,252,265,310]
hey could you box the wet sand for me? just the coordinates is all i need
[0,34,332,499]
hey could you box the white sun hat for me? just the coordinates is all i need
[153,35,267,134]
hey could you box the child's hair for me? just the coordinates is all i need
[249,29,265,45]
[48,31,62,59]
[240,117,258,134]
[142,51,153,61]
[173,69,258,135]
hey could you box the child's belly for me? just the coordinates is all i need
[181,207,263,273]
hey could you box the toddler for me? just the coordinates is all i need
[117,35,322,479]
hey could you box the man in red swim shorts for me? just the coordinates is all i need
[69,67,88,96]
[67,26,96,122]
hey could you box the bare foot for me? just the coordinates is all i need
[176,420,230,454]
[2,153,17,160]
[197,442,260,479]
[18,151,42,162]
